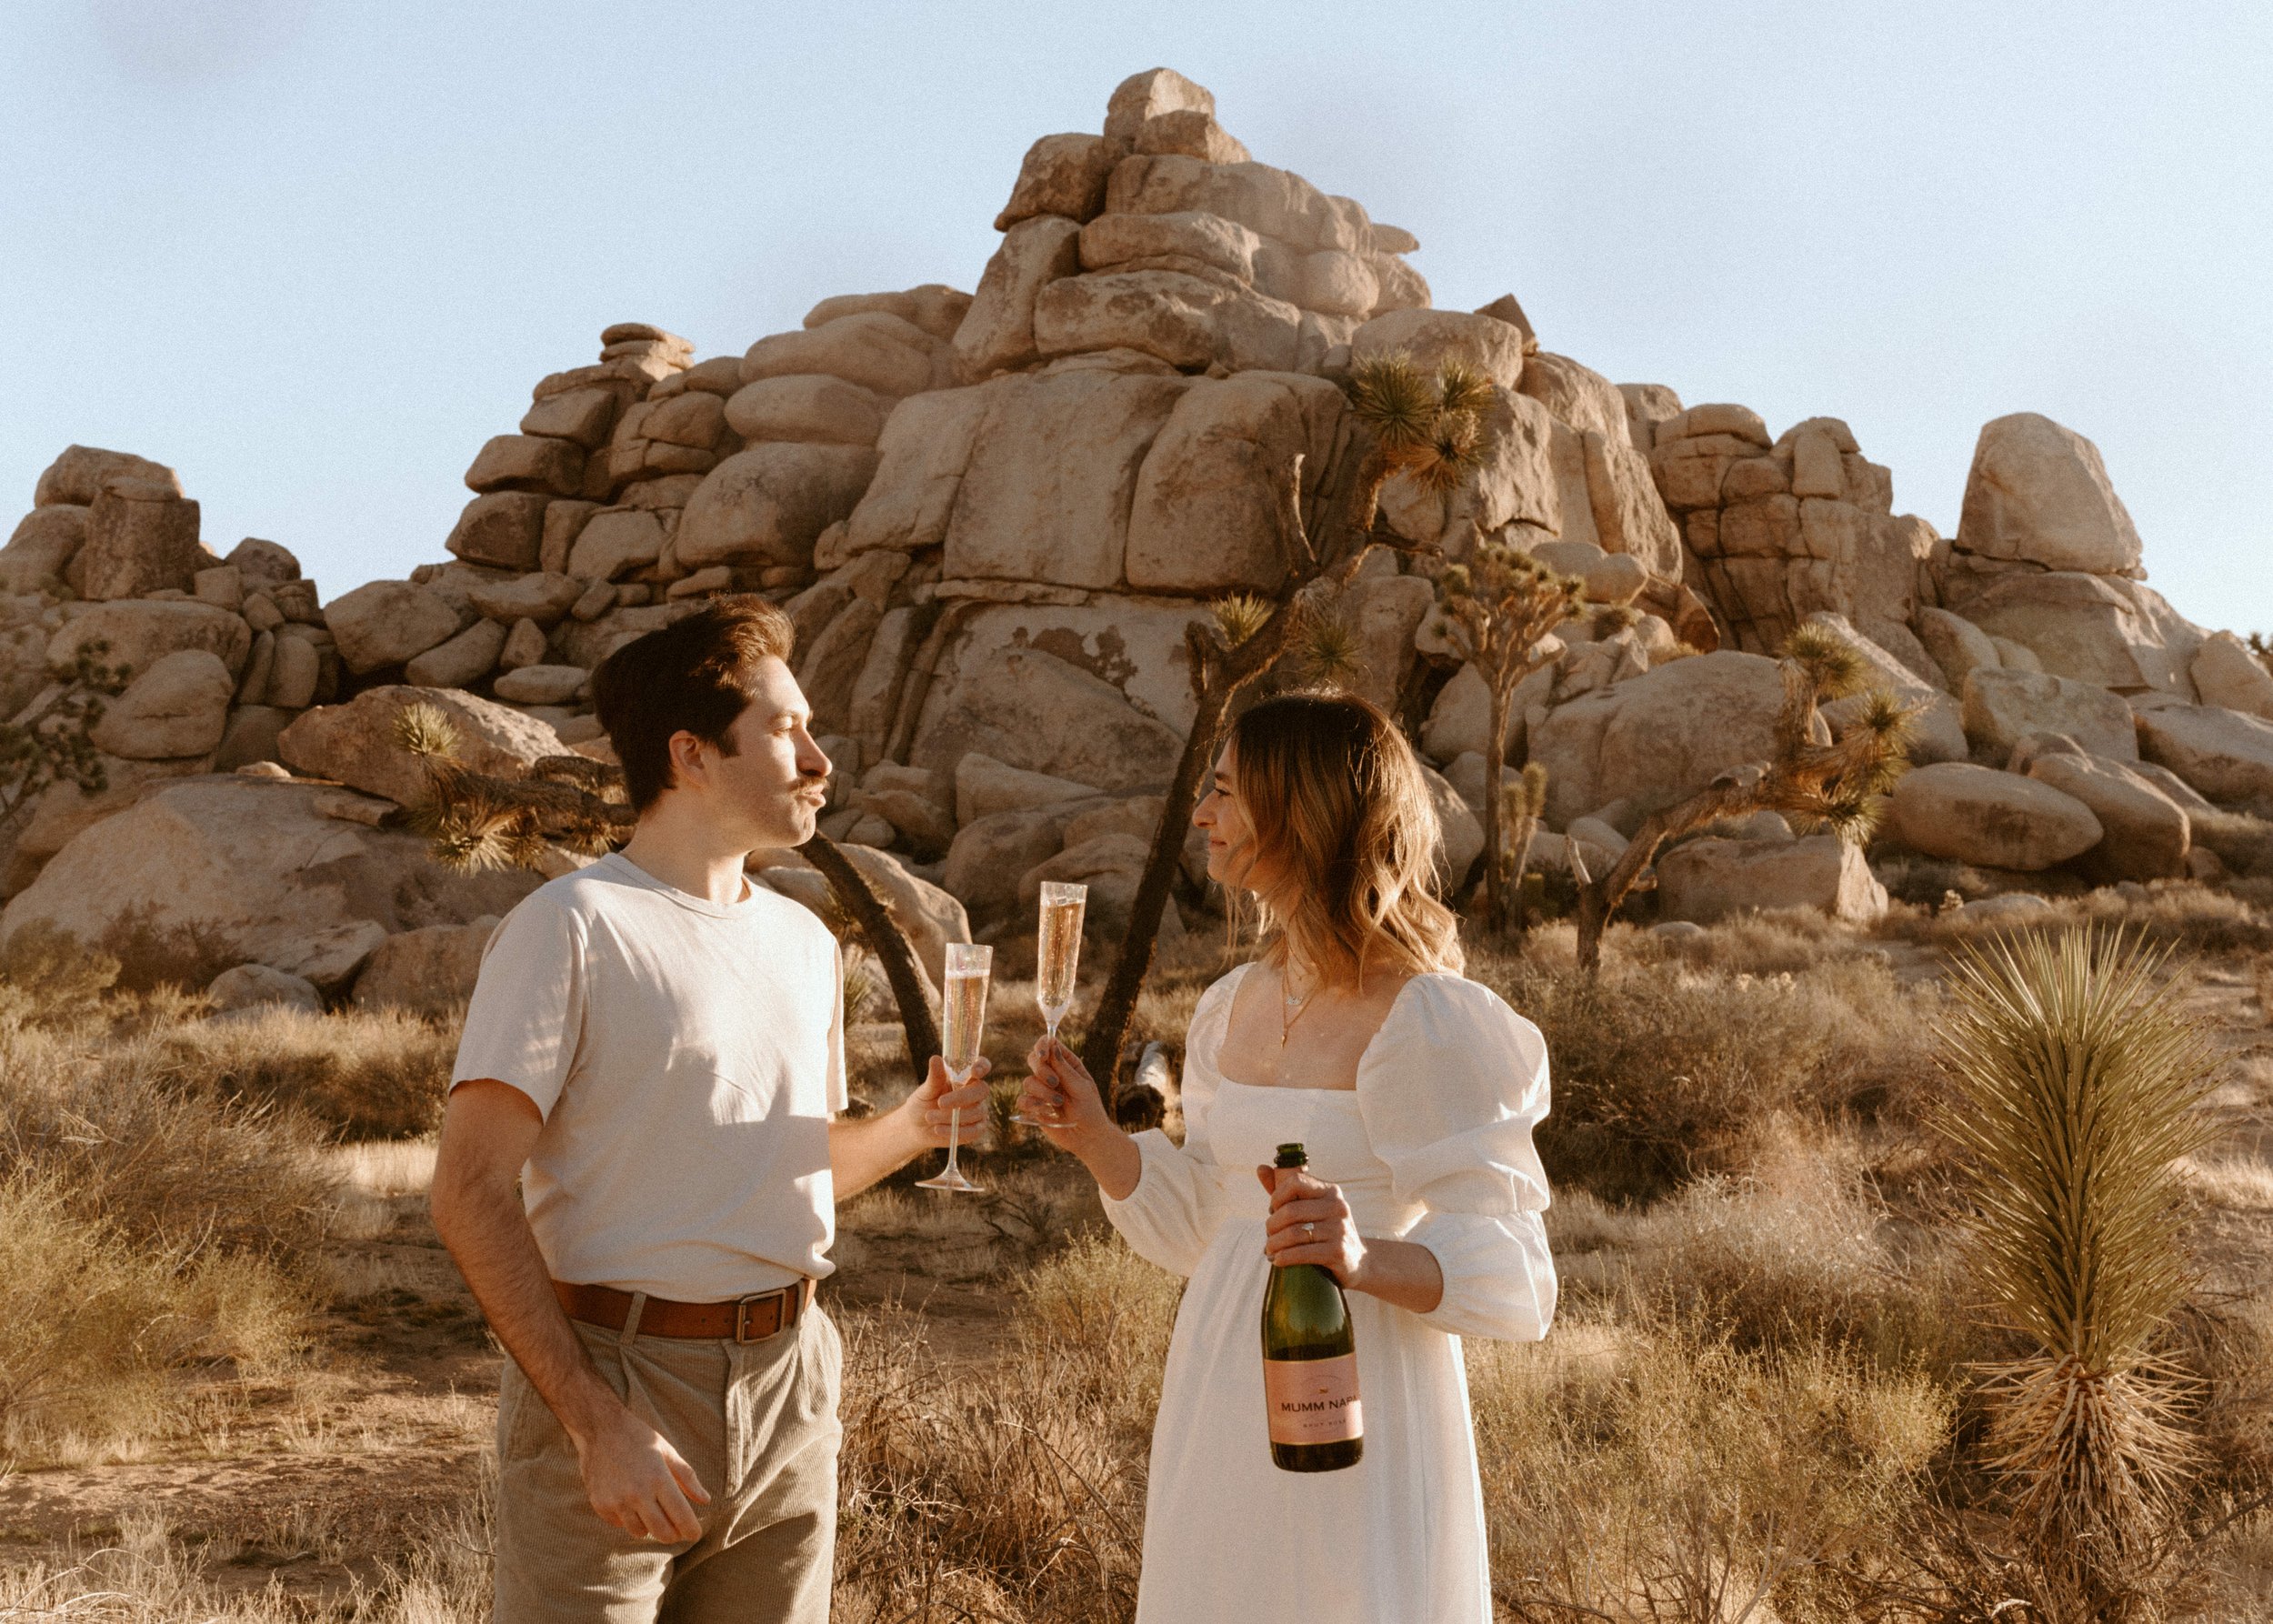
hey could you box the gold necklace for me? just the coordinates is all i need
[1279,966,1321,1048]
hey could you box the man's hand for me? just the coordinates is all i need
[574,1405,711,1543]
[897,1053,993,1148]
[829,1055,992,1199]
[433,1079,715,1541]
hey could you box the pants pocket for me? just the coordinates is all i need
[501,1327,628,1462]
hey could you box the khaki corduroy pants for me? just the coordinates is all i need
[493,1300,840,1624]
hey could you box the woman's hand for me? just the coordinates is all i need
[902,1054,992,1150]
[1257,1165,1367,1288]
[1023,1037,1141,1199]
[1021,1036,1112,1144]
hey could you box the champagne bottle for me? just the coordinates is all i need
[1260,1142,1362,1472]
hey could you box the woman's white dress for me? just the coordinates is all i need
[1101,965,1557,1624]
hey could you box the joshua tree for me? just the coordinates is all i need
[392,704,941,1078]
[1076,352,1498,1099]
[0,643,130,834]
[1498,762,1549,934]
[1571,624,1916,973]
[1937,926,2217,1619]
[1433,546,1586,934]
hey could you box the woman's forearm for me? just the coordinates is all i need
[1066,1121,1145,1201]
[1349,1237,1445,1315]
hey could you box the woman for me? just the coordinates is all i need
[1023,690,1557,1624]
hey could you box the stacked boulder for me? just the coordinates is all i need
[0,443,554,998]
[1642,404,1939,677]
[0,447,348,897]
[7,65,2273,983]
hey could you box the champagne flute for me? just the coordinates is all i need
[916,942,990,1193]
[1017,881,1086,1127]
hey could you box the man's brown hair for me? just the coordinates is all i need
[590,596,796,815]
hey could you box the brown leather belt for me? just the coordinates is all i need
[554,1278,814,1343]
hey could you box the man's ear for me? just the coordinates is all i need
[666,729,712,790]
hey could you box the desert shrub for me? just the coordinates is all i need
[0,1491,495,1624]
[157,1005,459,1139]
[2195,808,2273,879]
[1473,1320,1953,1622]
[0,1021,333,1459]
[1889,881,2273,957]
[1559,1170,1982,1387]
[0,1178,303,1461]
[1937,926,2220,1617]
[1476,949,1938,1203]
[0,917,120,1028]
[1627,904,1923,978]
[833,1233,1178,1621]
[1,1024,334,1261]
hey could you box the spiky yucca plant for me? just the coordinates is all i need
[1294,612,1363,689]
[1591,602,1641,638]
[1210,593,1274,651]
[1435,545,1586,933]
[1573,622,1918,970]
[1938,926,2217,1618]
[394,703,629,871]
[1345,352,1495,534]
[1499,762,1549,935]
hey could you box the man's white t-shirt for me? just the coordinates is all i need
[452,852,846,1300]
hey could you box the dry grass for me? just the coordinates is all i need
[2195,809,2273,880]
[1874,877,2273,958]
[156,1005,461,1140]
[1476,934,1941,1203]
[0,1494,494,1624]
[835,1237,1179,1621]
[1477,1322,1953,1620]
[0,1007,339,1460]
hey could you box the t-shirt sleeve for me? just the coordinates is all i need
[451,896,588,1120]
[826,943,848,1116]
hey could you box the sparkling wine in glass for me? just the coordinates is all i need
[916,942,990,1193]
[1019,881,1086,1127]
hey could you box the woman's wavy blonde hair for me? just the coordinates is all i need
[1226,689,1463,989]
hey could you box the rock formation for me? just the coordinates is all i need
[2,65,2267,995]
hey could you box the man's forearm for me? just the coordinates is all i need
[432,1177,623,1443]
[828,1110,929,1200]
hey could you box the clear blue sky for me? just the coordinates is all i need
[5,2,2268,636]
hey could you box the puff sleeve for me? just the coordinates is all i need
[1357,976,1557,1341]
[1096,967,1248,1278]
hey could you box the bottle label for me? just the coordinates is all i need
[1264,1354,1362,1445]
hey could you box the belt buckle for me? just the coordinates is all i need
[733,1290,778,1344]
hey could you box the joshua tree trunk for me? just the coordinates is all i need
[798,831,940,1084]
[1573,775,1763,973]
[1078,682,1235,1103]
[1479,682,1512,934]
[1570,635,1918,973]
[1506,808,1542,937]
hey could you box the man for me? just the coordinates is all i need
[430,596,984,1622]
